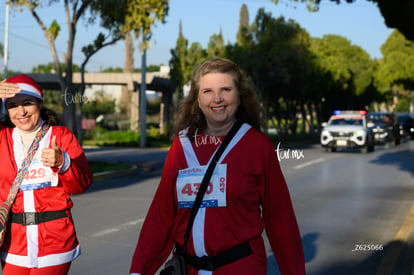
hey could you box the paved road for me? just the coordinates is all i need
[66,139,414,275]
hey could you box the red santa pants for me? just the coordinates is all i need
[1,261,71,275]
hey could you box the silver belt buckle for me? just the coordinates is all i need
[23,212,37,226]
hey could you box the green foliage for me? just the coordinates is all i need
[82,91,115,119]
[236,4,251,46]
[96,130,139,142]
[186,42,207,77]
[48,20,60,41]
[88,161,131,173]
[99,65,160,72]
[173,4,385,135]
[394,97,411,112]
[147,65,161,72]
[310,35,375,96]
[169,26,189,99]
[122,0,169,50]
[83,126,170,147]
[31,63,81,73]
[375,30,414,91]
[147,98,161,115]
[12,0,169,135]
[100,67,124,73]
[43,90,63,114]
[207,33,225,58]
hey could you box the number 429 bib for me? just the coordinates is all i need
[176,164,227,209]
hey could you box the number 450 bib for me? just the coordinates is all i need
[176,164,227,209]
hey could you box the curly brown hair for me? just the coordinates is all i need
[174,58,262,137]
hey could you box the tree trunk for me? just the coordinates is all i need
[124,33,139,132]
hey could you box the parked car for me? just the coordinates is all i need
[366,112,401,145]
[321,110,374,153]
[396,112,414,140]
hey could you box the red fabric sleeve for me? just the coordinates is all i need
[260,141,305,275]
[129,138,183,274]
[51,126,93,194]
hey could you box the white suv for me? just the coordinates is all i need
[320,111,375,153]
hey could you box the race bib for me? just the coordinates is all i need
[176,164,227,209]
[19,154,58,191]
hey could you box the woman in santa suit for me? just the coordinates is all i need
[129,58,305,275]
[0,74,93,275]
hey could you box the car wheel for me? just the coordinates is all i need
[368,145,374,152]
[395,137,401,145]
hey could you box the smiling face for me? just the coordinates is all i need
[6,94,42,131]
[197,73,240,135]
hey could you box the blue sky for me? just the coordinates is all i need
[1,0,393,73]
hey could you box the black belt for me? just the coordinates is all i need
[174,241,252,271]
[10,210,67,226]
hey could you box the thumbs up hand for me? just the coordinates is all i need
[42,135,63,168]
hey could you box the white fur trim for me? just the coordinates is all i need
[17,83,43,100]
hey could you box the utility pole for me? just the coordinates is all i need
[139,36,148,148]
[1,1,10,119]
[3,1,9,79]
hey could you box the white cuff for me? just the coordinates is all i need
[59,150,71,173]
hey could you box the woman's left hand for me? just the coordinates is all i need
[42,136,63,168]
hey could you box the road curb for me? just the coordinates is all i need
[376,203,414,275]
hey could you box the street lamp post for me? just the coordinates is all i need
[3,1,9,79]
[1,2,10,119]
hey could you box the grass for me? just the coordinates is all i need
[88,160,131,173]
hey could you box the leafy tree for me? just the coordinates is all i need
[82,91,115,119]
[207,32,225,58]
[170,21,189,100]
[374,30,414,111]
[228,6,378,135]
[309,34,376,117]
[31,63,81,73]
[101,67,124,73]
[9,0,168,136]
[311,35,374,96]
[147,65,162,72]
[231,9,317,135]
[270,0,414,41]
[236,4,251,46]
[375,30,414,91]
[187,42,206,72]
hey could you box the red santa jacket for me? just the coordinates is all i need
[0,124,93,268]
[130,125,305,275]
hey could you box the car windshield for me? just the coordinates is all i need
[330,117,363,126]
[367,114,392,125]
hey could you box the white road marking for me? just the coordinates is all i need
[91,218,145,237]
[294,157,325,170]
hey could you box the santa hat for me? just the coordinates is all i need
[6,74,43,101]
